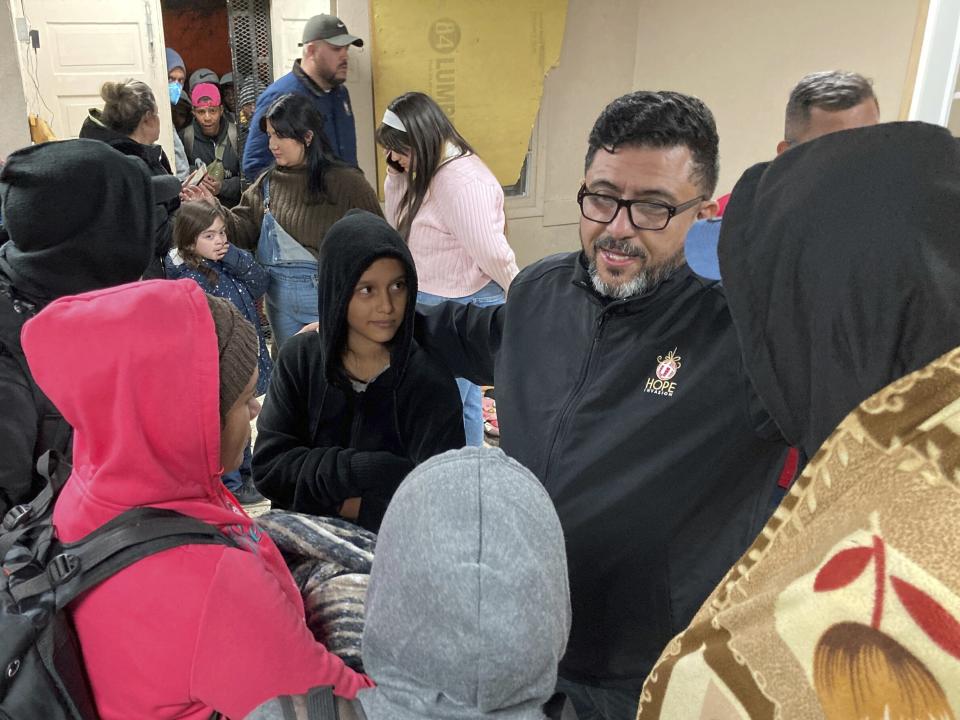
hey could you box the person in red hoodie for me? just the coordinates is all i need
[20,279,371,720]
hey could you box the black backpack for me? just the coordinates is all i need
[0,451,237,719]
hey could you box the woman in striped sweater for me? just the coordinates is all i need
[376,92,519,446]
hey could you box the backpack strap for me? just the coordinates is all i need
[303,686,338,719]
[0,450,71,562]
[182,124,195,159]
[8,507,237,608]
[243,687,340,720]
[227,122,238,154]
[214,135,227,164]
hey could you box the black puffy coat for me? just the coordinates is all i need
[79,109,179,278]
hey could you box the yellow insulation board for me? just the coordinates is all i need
[370,0,567,189]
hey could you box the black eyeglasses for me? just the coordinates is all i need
[577,185,703,231]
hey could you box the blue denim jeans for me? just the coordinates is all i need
[417,281,505,446]
[554,678,640,720]
[263,265,319,348]
[255,176,319,349]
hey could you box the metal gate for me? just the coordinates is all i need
[226,0,273,97]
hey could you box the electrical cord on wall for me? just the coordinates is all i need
[19,0,55,127]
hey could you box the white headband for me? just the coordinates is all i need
[381,108,406,132]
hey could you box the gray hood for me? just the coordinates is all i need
[358,447,571,720]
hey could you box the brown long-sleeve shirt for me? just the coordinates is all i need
[226,164,383,259]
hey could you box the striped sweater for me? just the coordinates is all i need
[384,154,519,297]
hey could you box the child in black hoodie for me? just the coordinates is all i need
[252,210,465,531]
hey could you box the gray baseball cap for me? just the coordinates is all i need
[298,14,363,48]
[189,68,219,90]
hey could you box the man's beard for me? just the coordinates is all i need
[588,236,685,300]
[322,64,348,88]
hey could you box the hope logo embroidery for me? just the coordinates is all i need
[645,348,682,396]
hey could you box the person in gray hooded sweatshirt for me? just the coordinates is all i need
[245,446,575,720]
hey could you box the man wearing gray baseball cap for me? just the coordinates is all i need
[242,13,363,178]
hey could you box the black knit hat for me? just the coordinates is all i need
[206,295,258,421]
[0,139,156,302]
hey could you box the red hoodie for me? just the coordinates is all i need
[21,279,372,720]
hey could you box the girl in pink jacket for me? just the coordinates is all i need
[376,92,519,446]
[21,279,371,719]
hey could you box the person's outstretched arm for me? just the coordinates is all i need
[415,301,504,387]
[191,548,372,719]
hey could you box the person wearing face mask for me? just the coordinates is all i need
[183,93,383,348]
[166,47,190,181]
[78,79,180,278]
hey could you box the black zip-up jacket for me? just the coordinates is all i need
[253,210,465,532]
[78,110,179,278]
[252,334,465,532]
[418,252,789,689]
[0,281,71,514]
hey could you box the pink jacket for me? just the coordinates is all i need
[21,280,372,720]
[385,154,519,297]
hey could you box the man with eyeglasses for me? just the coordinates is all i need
[417,90,789,720]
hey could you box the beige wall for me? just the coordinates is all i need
[505,0,643,268]
[0,4,30,158]
[503,0,925,269]
[335,0,377,183]
[633,0,924,197]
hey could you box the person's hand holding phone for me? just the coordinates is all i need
[200,174,222,196]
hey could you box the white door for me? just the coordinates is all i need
[9,0,173,157]
[269,0,331,80]
[268,0,376,180]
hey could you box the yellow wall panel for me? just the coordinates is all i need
[371,0,566,189]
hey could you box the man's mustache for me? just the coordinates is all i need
[595,236,645,259]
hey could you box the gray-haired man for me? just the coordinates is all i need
[776,70,880,154]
